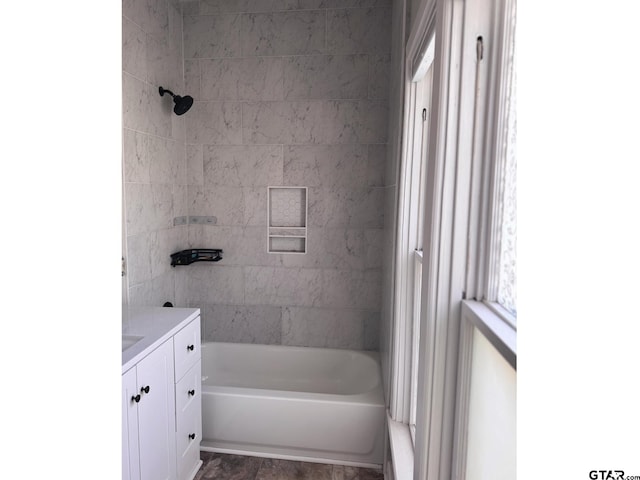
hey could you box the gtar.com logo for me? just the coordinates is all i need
[589,471,624,480]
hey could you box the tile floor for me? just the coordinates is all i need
[194,452,384,480]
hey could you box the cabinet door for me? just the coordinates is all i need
[136,340,177,480]
[122,368,140,480]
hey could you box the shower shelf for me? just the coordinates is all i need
[170,249,223,266]
[267,187,307,254]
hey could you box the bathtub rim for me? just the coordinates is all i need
[200,341,384,404]
[201,383,383,406]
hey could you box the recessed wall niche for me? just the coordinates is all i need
[267,187,307,254]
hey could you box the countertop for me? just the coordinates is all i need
[122,306,200,374]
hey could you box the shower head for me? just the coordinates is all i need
[159,86,194,116]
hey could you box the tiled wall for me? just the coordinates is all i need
[178,0,392,350]
[122,0,187,306]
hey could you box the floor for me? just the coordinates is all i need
[194,452,384,480]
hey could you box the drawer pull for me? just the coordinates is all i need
[131,394,141,403]
[187,344,195,351]
[188,389,195,396]
[188,433,196,440]
[141,385,150,394]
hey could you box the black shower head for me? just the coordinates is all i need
[173,94,193,115]
[159,86,194,116]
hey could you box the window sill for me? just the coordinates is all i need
[386,411,414,480]
[461,300,516,369]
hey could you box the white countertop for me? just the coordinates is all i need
[122,306,200,374]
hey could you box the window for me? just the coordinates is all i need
[494,0,517,319]
[452,0,517,478]
[408,64,433,444]
[388,0,517,478]
[386,23,435,479]
[391,34,434,446]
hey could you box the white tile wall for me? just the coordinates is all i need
[282,307,366,349]
[189,186,245,224]
[185,101,243,144]
[186,264,246,304]
[242,100,388,145]
[202,304,283,344]
[123,0,187,307]
[243,266,324,307]
[124,0,391,349]
[326,7,392,55]
[180,0,389,349]
[283,55,369,100]
[239,11,326,56]
[203,145,284,186]
[200,57,285,101]
[183,14,241,58]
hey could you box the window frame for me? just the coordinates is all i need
[454,0,517,395]
[483,0,517,322]
[469,0,518,326]
[389,24,435,432]
[389,78,427,428]
[408,66,434,446]
[392,62,434,425]
[386,2,437,477]
[451,0,518,477]
[408,248,423,443]
[387,0,517,478]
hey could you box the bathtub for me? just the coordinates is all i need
[199,342,385,467]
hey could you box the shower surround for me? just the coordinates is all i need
[179,0,391,351]
[123,0,392,351]
[123,0,189,307]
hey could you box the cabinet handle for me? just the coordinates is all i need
[141,385,150,394]
[131,394,141,403]
[188,389,195,396]
[188,433,196,440]
[187,344,194,351]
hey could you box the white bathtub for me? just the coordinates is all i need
[199,342,385,467]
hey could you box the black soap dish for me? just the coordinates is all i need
[170,248,223,266]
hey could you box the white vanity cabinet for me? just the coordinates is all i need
[122,309,202,480]
[122,339,176,480]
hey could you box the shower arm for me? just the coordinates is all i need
[159,87,176,98]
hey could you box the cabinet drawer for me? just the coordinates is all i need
[176,363,202,480]
[176,400,202,478]
[175,387,201,456]
[174,317,201,382]
[175,361,201,419]
[177,431,201,480]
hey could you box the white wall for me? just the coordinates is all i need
[465,328,517,480]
